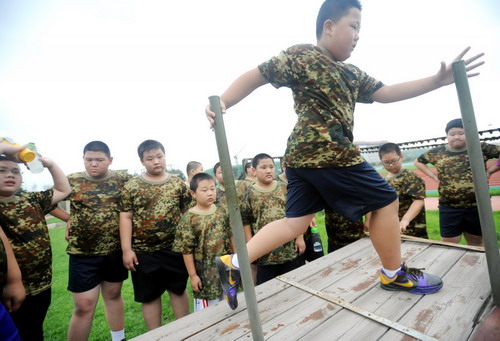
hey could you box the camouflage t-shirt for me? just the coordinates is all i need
[258,44,384,168]
[66,170,132,256]
[215,179,254,206]
[417,143,500,208]
[386,168,428,238]
[121,174,192,253]
[0,190,53,295]
[241,181,298,265]
[172,205,232,300]
[324,209,365,249]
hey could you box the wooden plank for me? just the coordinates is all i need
[303,246,465,340]
[379,250,490,341]
[235,240,432,340]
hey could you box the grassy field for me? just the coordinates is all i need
[44,209,500,340]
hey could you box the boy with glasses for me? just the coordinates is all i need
[378,143,428,238]
[0,150,70,339]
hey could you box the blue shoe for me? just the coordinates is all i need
[380,262,443,294]
[216,254,241,309]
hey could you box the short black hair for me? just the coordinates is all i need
[213,162,221,174]
[251,153,273,168]
[0,155,17,163]
[378,143,402,159]
[316,0,362,40]
[445,118,463,134]
[83,141,111,158]
[186,161,202,175]
[190,172,215,192]
[137,140,165,161]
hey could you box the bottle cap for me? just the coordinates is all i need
[310,227,319,233]
[18,148,35,162]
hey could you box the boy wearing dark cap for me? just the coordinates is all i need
[415,118,500,245]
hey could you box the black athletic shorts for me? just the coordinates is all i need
[439,205,482,238]
[286,162,398,222]
[131,247,188,303]
[68,251,128,293]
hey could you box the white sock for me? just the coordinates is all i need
[231,254,240,268]
[111,329,125,341]
[382,267,401,278]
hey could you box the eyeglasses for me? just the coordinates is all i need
[381,157,400,166]
[0,168,23,175]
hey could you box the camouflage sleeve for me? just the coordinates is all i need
[120,183,133,212]
[407,173,426,200]
[172,213,195,254]
[482,143,500,159]
[417,150,432,164]
[258,45,305,89]
[32,190,55,215]
[350,64,384,103]
[179,181,193,214]
[240,191,254,226]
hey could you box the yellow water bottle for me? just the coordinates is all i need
[0,137,35,162]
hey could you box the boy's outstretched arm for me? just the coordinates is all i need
[40,157,71,205]
[372,47,484,103]
[205,68,268,128]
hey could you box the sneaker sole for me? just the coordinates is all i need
[380,282,443,295]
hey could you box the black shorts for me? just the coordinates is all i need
[256,257,303,285]
[131,247,188,303]
[286,162,397,222]
[68,251,128,293]
[439,206,482,238]
[10,288,51,341]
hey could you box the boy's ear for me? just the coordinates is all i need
[108,156,113,165]
[189,189,196,198]
[323,19,335,36]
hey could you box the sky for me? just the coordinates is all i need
[1,0,499,189]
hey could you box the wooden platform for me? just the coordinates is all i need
[131,238,495,341]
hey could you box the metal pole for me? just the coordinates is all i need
[452,61,500,306]
[209,96,264,340]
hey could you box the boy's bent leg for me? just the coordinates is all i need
[246,215,314,263]
[141,297,162,330]
[167,290,189,319]
[101,281,125,332]
[368,200,402,270]
[463,232,483,246]
[68,285,101,341]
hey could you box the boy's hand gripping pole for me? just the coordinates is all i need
[209,96,264,341]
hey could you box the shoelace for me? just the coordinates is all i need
[404,266,425,279]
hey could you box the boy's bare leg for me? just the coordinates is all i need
[101,281,125,332]
[67,286,100,341]
[168,290,189,319]
[463,232,483,246]
[246,214,314,263]
[442,235,462,244]
[141,297,162,330]
[367,200,402,270]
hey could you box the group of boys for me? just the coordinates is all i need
[0,0,497,339]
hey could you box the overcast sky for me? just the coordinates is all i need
[1,0,499,188]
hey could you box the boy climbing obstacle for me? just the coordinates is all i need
[206,0,484,309]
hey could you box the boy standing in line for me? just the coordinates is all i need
[379,143,428,238]
[207,0,484,309]
[241,153,304,286]
[0,152,71,338]
[415,119,500,245]
[53,141,130,341]
[185,161,204,187]
[120,140,191,330]
[324,209,366,253]
[173,173,234,311]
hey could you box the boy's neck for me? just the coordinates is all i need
[143,172,169,182]
[256,180,276,190]
[191,203,215,214]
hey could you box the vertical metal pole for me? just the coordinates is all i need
[452,61,500,306]
[209,96,264,340]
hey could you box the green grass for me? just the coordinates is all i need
[44,208,500,339]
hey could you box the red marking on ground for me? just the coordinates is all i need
[300,309,325,324]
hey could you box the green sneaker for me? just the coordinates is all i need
[380,262,443,294]
[216,254,241,310]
